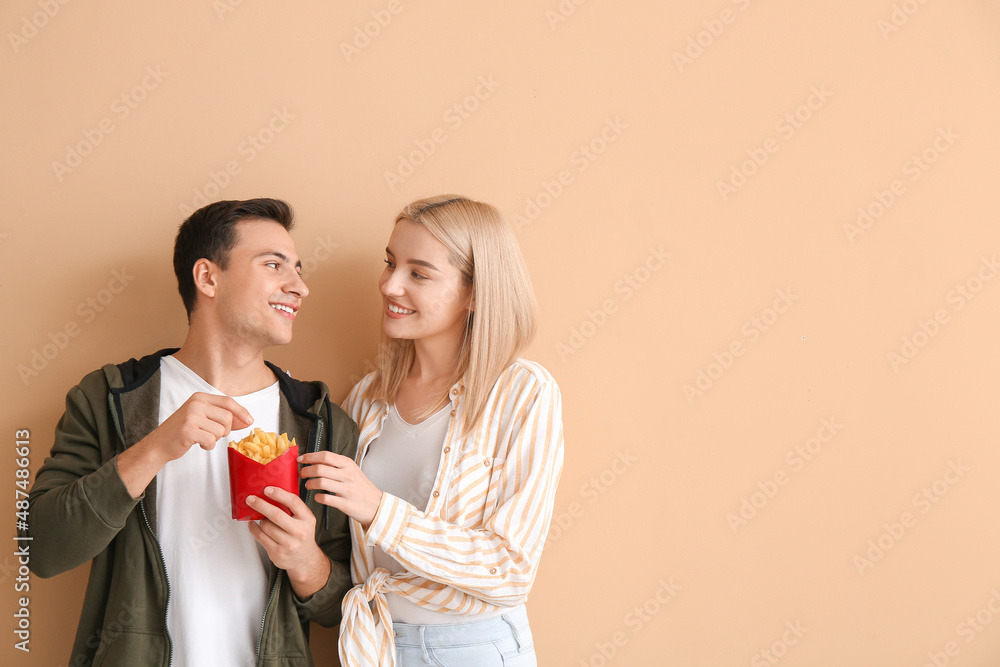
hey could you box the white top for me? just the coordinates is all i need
[155,355,279,667]
[359,403,497,624]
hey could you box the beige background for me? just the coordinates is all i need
[3,1,1000,665]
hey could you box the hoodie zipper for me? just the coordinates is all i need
[141,501,173,667]
[309,419,323,508]
[107,393,127,450]
[315,419,329,530]
[255,574,280,664]
[256,412,323,663]
[109,393,173,667]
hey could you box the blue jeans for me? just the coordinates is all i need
[393,605,536,666]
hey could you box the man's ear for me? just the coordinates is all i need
[192,258,219,300]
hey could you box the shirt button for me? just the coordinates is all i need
[451,388,458,395]
[483,460,490,467]
[443,447,450,454]
[450,410,456,416]
[432,491,439,498]
[489,567,497,574]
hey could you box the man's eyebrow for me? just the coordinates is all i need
[257,251,302,270]
[386,247,439,271]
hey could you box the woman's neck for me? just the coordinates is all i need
[409,330,464,385]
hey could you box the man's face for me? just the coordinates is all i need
[212,218,308,349]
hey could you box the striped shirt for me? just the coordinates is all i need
[338,359,565,666]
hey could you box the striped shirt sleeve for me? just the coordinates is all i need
[363,366,564,608]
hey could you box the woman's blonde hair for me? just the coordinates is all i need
[367,195,537,434]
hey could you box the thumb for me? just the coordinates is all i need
[233,408,254,430]
[218,395,254,430]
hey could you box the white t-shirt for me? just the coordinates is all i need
[360,403,509,624]
[155,355,279,667]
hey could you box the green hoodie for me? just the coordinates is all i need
[21,349,357,666]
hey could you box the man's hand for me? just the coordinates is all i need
[247,487,331,600]
[117,392,253,498]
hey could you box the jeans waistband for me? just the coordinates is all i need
[393,604,530,648]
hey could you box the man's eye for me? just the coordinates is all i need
[266,261,279,269]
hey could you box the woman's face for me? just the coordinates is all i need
[378,219,472,347]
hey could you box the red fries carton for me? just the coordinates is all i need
[228,443,299,521]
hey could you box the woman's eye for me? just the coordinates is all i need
[384,259,395,269]
[411,271,426,280]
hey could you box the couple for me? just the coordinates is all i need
[24,196,564,667]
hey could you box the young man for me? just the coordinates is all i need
[22,199,356,666]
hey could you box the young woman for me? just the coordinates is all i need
[298,195,564,666]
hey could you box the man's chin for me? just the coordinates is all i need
[271,332,294,347]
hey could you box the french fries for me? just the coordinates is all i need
[229,428,296,464]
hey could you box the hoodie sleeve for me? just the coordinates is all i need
[21,371,141,578]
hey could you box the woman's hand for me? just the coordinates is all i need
[298,452,383,528]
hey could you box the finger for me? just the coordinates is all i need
[248,520,280,551]
[313,490,343,509]
[303,476,340,494]
[297,451,350,466]
[263,486,311,520]
[194,426,226,450]
[299,463,349,481]
[199,393,254,430]
[197,401,247,436]
[246,493,294,530]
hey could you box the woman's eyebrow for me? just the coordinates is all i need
[386,247,439,271]
[407,259,439,271]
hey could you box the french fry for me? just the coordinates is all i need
[229,429,296,465]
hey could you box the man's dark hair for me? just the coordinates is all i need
[173,198,294,319]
